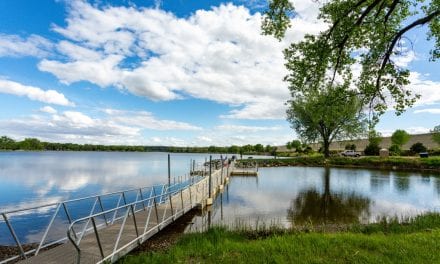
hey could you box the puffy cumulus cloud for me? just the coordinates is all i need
[40,106,57,114]
[407,72,440,106]
[0,79,74,106]
[37,1,326,116]
[0,34,53,58]
[0,108,202,145]
[221,99,288,119]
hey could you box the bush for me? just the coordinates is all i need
[389,144,401,156]
[410,142,427,154]
[345,144,356,150]
[364,143,380,155]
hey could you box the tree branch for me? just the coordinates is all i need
[375,10,440,90]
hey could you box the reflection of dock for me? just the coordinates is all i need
[230,169,258,176]
[1,158,239,264]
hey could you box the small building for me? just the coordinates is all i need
[379,148,389,158]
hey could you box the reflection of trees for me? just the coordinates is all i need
[287,168,370,225]
[394,176,410,193]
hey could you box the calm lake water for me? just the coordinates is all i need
[189,166,440,231]
[1,152,440,245]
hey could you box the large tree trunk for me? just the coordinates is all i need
[323,138,330,158]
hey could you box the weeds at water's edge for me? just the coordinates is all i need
[119,213,440,264]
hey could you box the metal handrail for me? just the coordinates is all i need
[0,180,193,263]
[0,160,233,264]
[67,177,202,264]
[0,183,169,215]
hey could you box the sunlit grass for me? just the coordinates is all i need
[120,213,440,264]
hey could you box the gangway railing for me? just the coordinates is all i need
[67,176,208,263]
[0,179,198,264]
[0,158,234,264]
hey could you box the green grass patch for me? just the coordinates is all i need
[120,214,440,264]
[241,156,440,171]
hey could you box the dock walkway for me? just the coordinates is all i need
[2,160,233,264]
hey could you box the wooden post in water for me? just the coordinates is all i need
[207,155,213,205]
[219,155,224,190]
[168,154,171,187]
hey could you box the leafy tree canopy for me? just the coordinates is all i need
[432,125,440,146]
[391,129,411,147]
[287,85,366,157]
[263,0,439,124]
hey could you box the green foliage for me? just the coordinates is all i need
[0,136,17,150]
[345,144,356,150]
[432,125,440,146]
[122,214,440,264]
[261,0,294,40]
[19,138,43,150]
[391,129,411,147]
[410,142,427,153]
[262,0,436,126]
[389,144,402,156]
[364,130,382,156]
[287,86,366,158]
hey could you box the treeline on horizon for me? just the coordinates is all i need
[0,136,278,154]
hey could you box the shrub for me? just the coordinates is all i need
[389,144,401,156]
[364,143,380,156]
[410,142,427,154]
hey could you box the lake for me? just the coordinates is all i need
[1,152,440,245]
[189,166,440,231]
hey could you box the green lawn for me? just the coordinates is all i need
[120,214,440,264]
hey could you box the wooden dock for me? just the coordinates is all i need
[13,164,232,264]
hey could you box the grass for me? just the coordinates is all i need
[120,213,440,264]
[240,155,440,172]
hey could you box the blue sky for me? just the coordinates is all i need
[0,0,439,146]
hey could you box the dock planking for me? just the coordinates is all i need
[16,164,232,264]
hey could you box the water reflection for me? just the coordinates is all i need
[187,167,440,232]
[287,168,370,225]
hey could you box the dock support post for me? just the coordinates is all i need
[168,154,171,187]
[207,155,213,205]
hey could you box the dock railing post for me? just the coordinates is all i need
[207,155,213,205]
[168,154,171,187]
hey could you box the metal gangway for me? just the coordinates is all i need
[0,158,234,264]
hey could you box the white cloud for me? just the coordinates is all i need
[413,108,440,114]
[0,108,202,145]
[215,124,283,133]
[0,34,53,58]
[379,126,430,136]
[103,108,202,131]
[408,72,440,106]
[0,79,74,106]
[40,106,57,114]
[34,1,327,118]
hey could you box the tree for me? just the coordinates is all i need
[364,130,382,155]
[286,141,292,150]
[432,125,440,146]
[391,129,410,148]
[262,0,437,125]
[410,142,427,153]
[291,140,301,149]
[287,85,366,157]
[19,138,43,150]
[254,144,265,153]
[0,136,16,150]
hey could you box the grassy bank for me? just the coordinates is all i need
[120,214,440,264]
[240,155,440,172]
